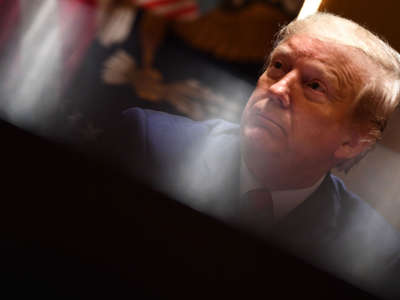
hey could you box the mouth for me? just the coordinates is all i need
[252,111,286,136]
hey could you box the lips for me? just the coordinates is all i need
[252,111,286,135]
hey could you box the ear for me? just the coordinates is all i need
[334,132,373,161]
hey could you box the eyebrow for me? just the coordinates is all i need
[260,47,289,74]
[270,45,293,60]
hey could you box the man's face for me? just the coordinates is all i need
[240,34,367,189]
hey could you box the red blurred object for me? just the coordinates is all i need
[58,0,98,85]
[133,0,199,20]
[0,0,20,52]
[0,0,99,88]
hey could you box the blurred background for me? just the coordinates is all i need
[0,1,400,298]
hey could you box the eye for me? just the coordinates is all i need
[309,82,320,90]
[266,60,285,78]
[273,61,282,69]
[306,80,325,93]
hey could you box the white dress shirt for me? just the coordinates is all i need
[240,158,324,220]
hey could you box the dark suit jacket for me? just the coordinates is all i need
[101,107,400,299]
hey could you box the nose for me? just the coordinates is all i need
[267,70,298,108]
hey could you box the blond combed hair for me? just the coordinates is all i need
[274,12,400,172]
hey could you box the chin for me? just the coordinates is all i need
[241,127,284,164]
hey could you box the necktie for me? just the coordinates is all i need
[239,188,274,232]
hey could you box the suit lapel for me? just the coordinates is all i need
[270,174,342,255]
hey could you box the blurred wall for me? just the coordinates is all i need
[321,0,400,54]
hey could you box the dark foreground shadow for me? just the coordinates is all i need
[0,120,379,300]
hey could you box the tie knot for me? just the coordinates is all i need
[238,188,274,232]
[243,188,273,211]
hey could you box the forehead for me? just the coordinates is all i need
[274,34,356,65]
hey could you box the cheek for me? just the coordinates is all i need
[290,106,347,150]
[242,89,262,122]
[246,77,271,107]
[247,87,263,106]
[293,102,346,130]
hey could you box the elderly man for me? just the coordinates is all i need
[102,13,400,299]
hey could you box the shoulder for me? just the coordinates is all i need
[326,174,398,241]
[122,107,240,154]
[121,107,240,171]
[328,174,395,231]
[122,109,242,217]
[122,107,239,135]
[324,174,400,283]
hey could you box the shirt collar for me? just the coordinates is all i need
[240,158,324,219]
